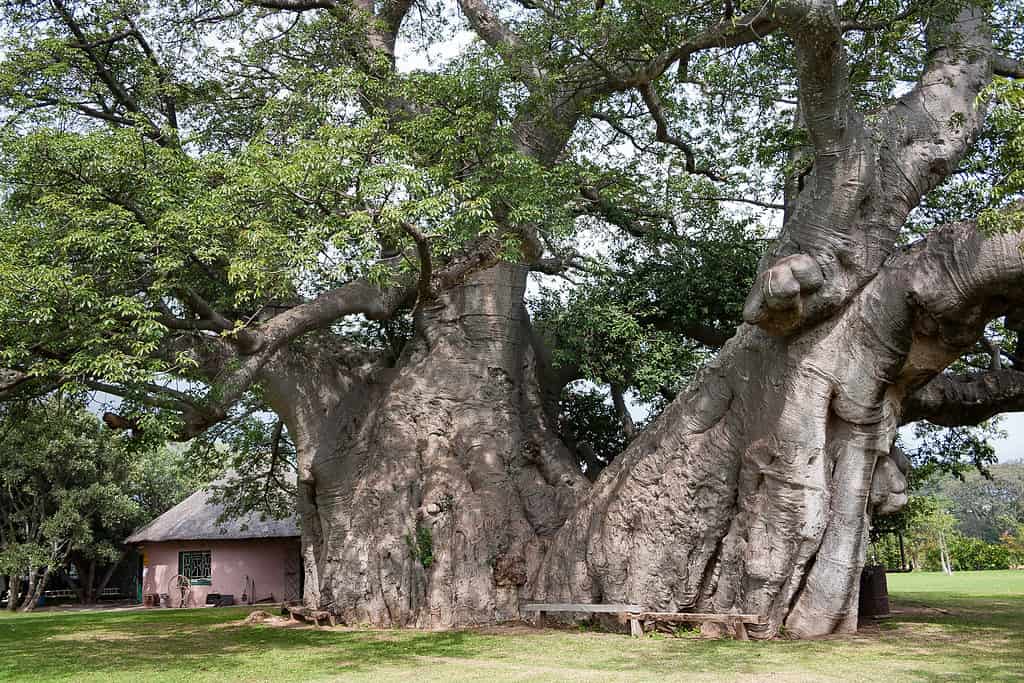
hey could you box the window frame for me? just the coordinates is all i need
[177,550,212,586]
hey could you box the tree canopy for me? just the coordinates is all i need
[0,0,1021,447]
[0,0,1023,637]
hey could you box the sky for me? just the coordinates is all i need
[898,413,1024,465]
[992,412,1024,462]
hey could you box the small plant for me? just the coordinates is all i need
[407,524,434,569]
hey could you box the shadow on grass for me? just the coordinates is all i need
[0,592,1019,681]
[0,608,491,680]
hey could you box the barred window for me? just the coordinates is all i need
[178,550,212,585]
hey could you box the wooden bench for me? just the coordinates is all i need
[287,605,336,627]
[520,603,766,639]
[629,611,767,640]
[520,603,644,637]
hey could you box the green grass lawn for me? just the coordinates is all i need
[0,571,1021,682]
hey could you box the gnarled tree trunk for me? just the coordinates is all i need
[265,264,586,627]
[535,223,1023,637]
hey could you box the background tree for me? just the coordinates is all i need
[0,0,1022,636]
[0,397,193,610]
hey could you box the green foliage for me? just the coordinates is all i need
[557,386,629,478]
[0,397,143,574]
[900,421,1003,486]
[185,401,297,523]
[943,536,1016,571]
[407,524,434,569]
[977,78,1024,235]
[533,218,761,406]
[872,462,1024,571]
[0,1,575,421]
[0,394,197,604]
[0,0,1020,495]
[895,495,959,571]
[917,461,1024,543]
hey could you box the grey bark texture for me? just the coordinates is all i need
[537,223,1024,638]
[263,264,587,627]
[533,5,1018,638]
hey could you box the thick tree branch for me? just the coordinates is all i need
[256,278,415,353]
[401,221,434,301]
[457,0,523,50]
[775,0,855,154]
[381,0,416,34]
[902,369,1024,427]
[994,53,1024,78]
[744,3,997,339]
[741,0,878,336]
[880,7,992,219]
[610,383,637,439]
[906,222,1024,337]
[0,369,30,398]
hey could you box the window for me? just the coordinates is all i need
[178,550,212,586]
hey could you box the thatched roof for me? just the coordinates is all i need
[126,485,299,544]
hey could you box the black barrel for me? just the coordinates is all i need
[858,565,891,618]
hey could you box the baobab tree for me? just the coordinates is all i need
[0,0,1022,638]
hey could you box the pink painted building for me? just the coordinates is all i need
[127,485,301,607]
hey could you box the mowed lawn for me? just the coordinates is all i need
[0,571,1021,682]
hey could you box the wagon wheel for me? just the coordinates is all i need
[167,574,192,608]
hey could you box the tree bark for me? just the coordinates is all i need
[535,223,1024,638]
[5,573,16,611]
[19,566,51,613]
[264,263,587,626]
[94,559,120,602]
[266,229,1022,636]
[84,559,96,605]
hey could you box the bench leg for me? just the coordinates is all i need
[629,618,643,638]
[328,614,336,627]
[733,622,749,640]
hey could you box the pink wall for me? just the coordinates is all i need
[139,538,301,607]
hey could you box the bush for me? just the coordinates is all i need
[948,537,1015,570]
[867,534,905,570]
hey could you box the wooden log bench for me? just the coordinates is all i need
[287,605,336,627]
[520,603,766,639]
[520,603,644,637]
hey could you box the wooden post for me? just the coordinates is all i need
[629,617,643,638]
[733,622,749,640]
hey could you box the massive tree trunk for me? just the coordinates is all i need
[264,263,587,627]
[536,223,1023,637]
